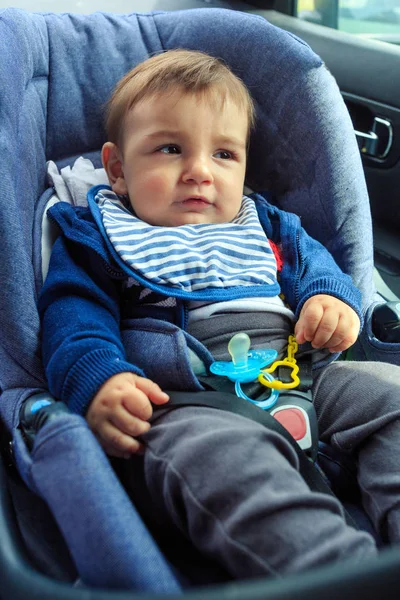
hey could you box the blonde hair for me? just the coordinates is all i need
[105,49,255,146]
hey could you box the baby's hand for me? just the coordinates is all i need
[294,294,360,352]
[86,372,169,458]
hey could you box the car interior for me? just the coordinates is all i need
[2,0,400,299]
[0,1,400,599]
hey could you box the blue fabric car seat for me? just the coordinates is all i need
[1,6,400,600]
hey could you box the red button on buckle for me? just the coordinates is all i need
[272,408,307,441]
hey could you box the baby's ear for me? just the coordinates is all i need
[101,142,128,195]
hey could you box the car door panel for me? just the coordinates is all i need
[247,9,400,297]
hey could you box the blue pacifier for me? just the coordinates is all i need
[210,332,278,383]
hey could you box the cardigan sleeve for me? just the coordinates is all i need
[38,235,145,415]
[252,192,363,326]
[279,218,364,327]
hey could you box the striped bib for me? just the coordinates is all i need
[92,189,279,297]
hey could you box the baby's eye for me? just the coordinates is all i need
[158,145,181,154]
[214,150,233,160]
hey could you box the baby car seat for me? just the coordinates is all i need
[1,6,400,600]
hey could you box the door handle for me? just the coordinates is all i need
[354,117,393,159]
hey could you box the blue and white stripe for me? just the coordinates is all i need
[94,190,278,294]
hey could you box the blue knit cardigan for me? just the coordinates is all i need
[38,192,363,415]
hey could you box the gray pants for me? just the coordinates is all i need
[121,359,400,579]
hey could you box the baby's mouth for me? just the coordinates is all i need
[182,196,211,206]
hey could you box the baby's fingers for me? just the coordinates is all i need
[110,406,151,438]
[96,421,144,458]
[296,302,324,344]
[134,377,170,406]
[325,319,360,352]
[311,308,340,348]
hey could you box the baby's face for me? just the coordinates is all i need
[112,90,248,227]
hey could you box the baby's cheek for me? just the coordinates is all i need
[142,172,171,196]
[129,172,172,220]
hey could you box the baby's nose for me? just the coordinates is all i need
[182,156,214,184]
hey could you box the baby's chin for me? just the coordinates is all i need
[169,215,216,227]
[137,208,230,227]
[165,211,231,227]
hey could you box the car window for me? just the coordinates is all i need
[296,0,400,45]
[0,0,154,12]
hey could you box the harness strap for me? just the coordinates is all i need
[163,390,358,530]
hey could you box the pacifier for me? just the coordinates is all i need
[210,333,278,383]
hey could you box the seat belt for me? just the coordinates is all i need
[163,389,359,530]
[199,358,318,461]
[16,389,358,530]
